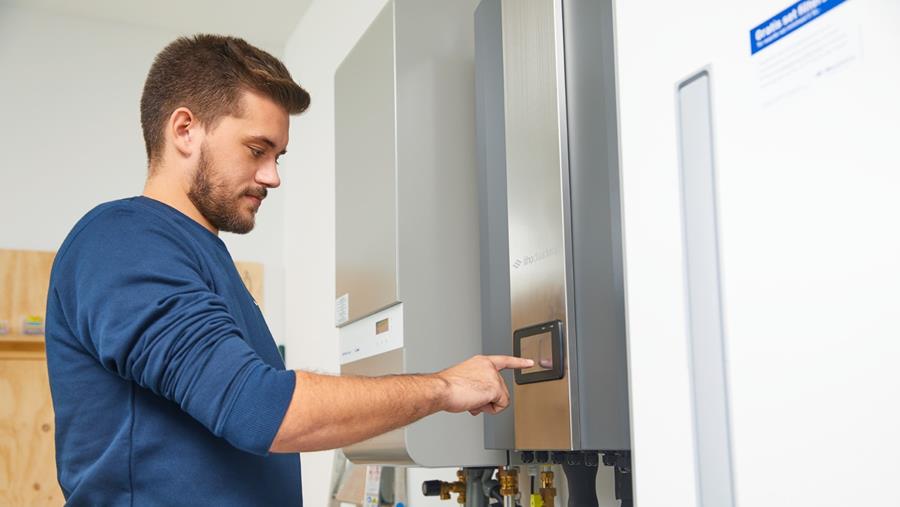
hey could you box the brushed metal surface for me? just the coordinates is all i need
[341,348,413,464]
[501,0,574,450]
[335,2,399,326]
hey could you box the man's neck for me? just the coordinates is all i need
[143,173,218,235]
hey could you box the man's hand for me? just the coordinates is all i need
[435,355,533,416]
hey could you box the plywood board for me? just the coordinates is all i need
[234,261,265,311]
[0,250,55,344]
[0,358,63,506]
[0,249,61,504]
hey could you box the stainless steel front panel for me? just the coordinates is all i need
[502,0,575,450]
[335,2,399,325]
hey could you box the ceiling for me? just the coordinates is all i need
[0,0,314,53]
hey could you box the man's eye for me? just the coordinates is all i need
[249,147,264,158]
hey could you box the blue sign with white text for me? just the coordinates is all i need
[750,0,846,54]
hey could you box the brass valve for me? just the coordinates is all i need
[539,469,556,505]
[453,469,467,504]
[421,469,466,504]
[498,466,519,497]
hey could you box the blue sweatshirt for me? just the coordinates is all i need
[45,196,302,506]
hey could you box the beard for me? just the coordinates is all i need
[187,145,267,234]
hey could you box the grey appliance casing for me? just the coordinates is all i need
[335,0,506,466]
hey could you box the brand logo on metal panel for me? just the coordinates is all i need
[512,247,559,269]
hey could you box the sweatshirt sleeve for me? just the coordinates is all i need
[53,207,295,455]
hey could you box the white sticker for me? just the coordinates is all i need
[363,465,382,507]
[335,293,349,326]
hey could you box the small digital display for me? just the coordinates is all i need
[520,331,554,374]
[375,318,389,335]
[513,320,565,385]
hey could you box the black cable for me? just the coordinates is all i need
[488,487,503,505]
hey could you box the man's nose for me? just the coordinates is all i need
[257,160,281,189]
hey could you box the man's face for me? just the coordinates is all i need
[187,91,289,234]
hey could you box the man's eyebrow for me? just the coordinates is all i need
[246,135,287,155]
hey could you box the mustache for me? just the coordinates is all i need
[244,187,268,200]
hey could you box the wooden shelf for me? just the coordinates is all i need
[0,334,46,359]
[0,333,46,344]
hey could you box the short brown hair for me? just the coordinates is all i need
[140,34,310,164]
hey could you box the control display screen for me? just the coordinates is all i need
[513,320,565,385]
[520,331,553,374]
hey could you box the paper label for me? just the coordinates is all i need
[363,465,381,507]
[335,293,349,326]
[751,0,859,106]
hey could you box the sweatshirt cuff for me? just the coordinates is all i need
[221,367,296,455]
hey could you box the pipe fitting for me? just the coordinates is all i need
[498,466,519,497]
[539,469,556,506]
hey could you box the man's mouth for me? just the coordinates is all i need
[244,188,268,207]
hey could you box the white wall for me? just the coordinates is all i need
[0,4,286,340]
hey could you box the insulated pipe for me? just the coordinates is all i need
[465,468,490,507]
[480,469,502,504]
[562,462,599,507]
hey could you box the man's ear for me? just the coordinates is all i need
[168,107,199,158]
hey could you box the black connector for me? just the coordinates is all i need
[422,480,443,497]
[601,451,633,507]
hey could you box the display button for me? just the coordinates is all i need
[520,331,554,374]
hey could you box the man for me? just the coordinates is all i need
[45,34,529,506]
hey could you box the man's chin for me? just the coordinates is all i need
[218,215,256,234]
[222,223,255,235]
[233,217,256,234]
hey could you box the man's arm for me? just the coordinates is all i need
[269,355,532,453]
